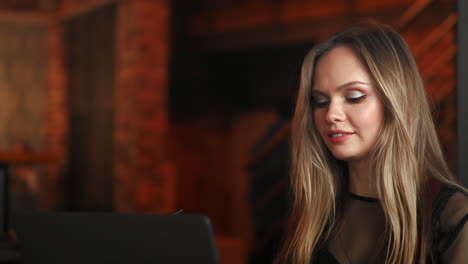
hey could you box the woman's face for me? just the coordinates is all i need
[312,45,384,162]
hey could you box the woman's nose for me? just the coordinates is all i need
[325,101,346,124]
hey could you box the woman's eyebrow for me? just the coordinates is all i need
[311,89,326,97]
[336,81,370,91]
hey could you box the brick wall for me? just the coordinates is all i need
[1,0,175,212]
[57,0,175,213]
[114,0,174,213]
[45,18,68,210]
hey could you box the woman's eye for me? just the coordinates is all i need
[312,98,328,108]
[347,94,366,104]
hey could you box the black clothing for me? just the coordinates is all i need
[314,184,468,264]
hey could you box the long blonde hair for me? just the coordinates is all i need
[276,23,461,263]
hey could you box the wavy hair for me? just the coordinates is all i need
[276,23,462,263]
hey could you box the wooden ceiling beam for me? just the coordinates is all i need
[187,6,407,53]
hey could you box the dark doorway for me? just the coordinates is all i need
[65,4,116,211]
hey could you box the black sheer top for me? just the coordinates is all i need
[314,184,468,264]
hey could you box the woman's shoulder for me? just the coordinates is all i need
[431,183,468,263]
[438,186,467,224]
[432,183,468,225]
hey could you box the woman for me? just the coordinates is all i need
[276,24,468,263]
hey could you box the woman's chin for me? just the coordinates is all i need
[329,151,359,161]
[330,153,349,161]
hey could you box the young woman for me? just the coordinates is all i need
[276,24,468,263]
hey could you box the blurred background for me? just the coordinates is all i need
[0,0,459,263]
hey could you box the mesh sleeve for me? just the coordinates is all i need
[438,191,468,263]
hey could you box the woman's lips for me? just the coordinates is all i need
[327,131,355,143]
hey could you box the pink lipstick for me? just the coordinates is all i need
[327,130,355,143]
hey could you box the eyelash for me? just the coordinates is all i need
[347,95,366,103]
[312,95,367,108]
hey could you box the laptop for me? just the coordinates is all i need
[12,212,220,264]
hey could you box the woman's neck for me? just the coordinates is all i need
[348,159,378,198]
